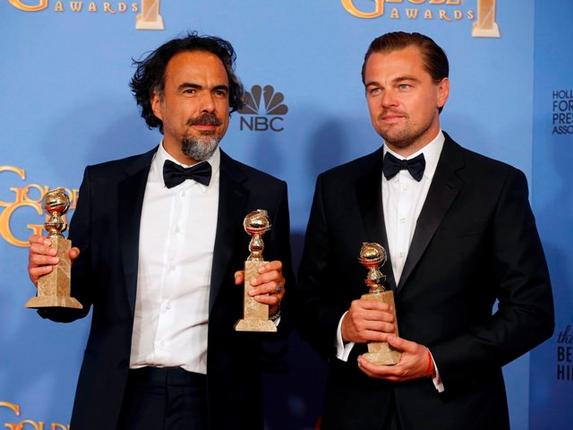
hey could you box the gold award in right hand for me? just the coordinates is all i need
[26,188,82,309]
[234,209,277,332]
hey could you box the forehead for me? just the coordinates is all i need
[164,50,229,85]
[364,46,429,80]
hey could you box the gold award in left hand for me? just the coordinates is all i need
[359,242,400,365]
[234,209,277,332]
[26,188,82,309]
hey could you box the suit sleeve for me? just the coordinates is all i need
[38,167,94,322]
[294,174,349,357]
[431,168,554,386]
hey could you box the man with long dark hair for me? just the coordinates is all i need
[27,33,293,430]
[295,32,554,429]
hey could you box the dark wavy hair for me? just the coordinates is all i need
[130,32,244,132]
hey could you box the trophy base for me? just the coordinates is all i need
[25,295,83,309]
[26,235,83,309]
[234,319,277,332]
[363,343,401,365]
[234,260,276,333]
[362,289,401,365]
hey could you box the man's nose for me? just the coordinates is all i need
[199,92,216,112]
[381,88,398,108]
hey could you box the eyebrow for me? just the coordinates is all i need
[365,75,421,88]
[177,82,229,92]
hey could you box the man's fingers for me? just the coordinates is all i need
[386,335,416,352]
[257,260,282,273]
[357,356,405,379]
[29,253,59,266]
[69,247,80,260]
[249,281,283,296]
[359,329,392,343]
[351,299,393,312]
[250,271,281,286]
[29,242,57,257]
[29,266,53,284]
[352,318,395,334]
[350,309,395,325]
[28,234,50,246]
[234,271,245,285]
[252,293,282,306]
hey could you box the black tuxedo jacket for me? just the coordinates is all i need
[295,134,553,430]
[39,148,293,430]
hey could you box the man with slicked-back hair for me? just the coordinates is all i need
[295,31,553,430]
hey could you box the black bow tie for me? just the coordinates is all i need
[382,152,426,182]
[163,159,212,188]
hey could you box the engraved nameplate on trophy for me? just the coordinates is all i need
[359,242,400,365]
[26,188,82,309]
[234,209,277,332]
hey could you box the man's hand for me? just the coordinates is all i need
[341,298,396,343]
[28,234,80,286]
[357,334,434,382]
[234,260,285,316]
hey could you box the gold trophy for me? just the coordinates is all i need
[26,188,82,309]
[359,242,400,365]
[234,209,277,332]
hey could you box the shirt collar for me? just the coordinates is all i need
[383,130,445,181]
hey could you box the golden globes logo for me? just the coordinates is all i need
[7,0,164,30]
[341,0,500,38]
[0,166,78,248]
[0,401,68,430]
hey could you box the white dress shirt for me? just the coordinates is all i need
[336,131,445,392]
[129,143,220,374]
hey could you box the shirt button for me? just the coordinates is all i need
[399,217,406,223]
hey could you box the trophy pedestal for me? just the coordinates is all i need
[362,290,400,365]
[235,260,277,332]
[26,236,82,309]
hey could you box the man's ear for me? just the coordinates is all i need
[437,77,450,110]
[151,90,163,121]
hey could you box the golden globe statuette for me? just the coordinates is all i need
[26,188,82,309]
[359,242,400,365]
[234,210,277,332]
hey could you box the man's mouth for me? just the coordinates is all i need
[380,112,406,123]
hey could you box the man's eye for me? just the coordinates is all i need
[215,89,227,97]
[369,87,381,96]
[398,84,411,90]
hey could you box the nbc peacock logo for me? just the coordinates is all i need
[239,85,288,132]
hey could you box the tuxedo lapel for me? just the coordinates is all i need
[398,136,464,289]
[209,151,248,312]
[356,147,397,290]
[118,149,155,314]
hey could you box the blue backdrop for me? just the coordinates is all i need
[1,1,570,428]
